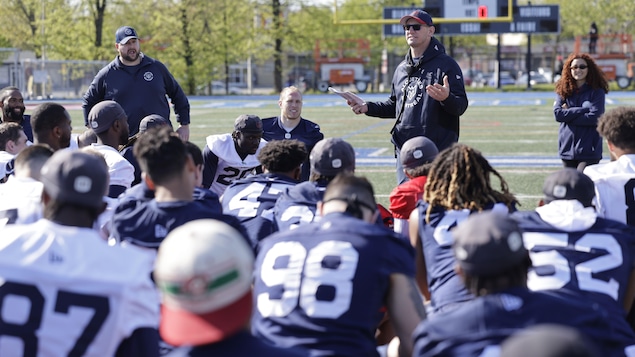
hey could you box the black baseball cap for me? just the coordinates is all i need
[88,101,127,134]
[139,114,172,133]
[453,211,528,277]
[40,150,108,209]
[542,168,595,207]
[310,138,356,176]
[400,10,433,26]
[234,114,263,133]
[400,136,438,169]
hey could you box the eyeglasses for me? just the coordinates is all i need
[403,24,422,31]
[571,65,588,70]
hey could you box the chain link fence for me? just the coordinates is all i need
[0,48,106,99]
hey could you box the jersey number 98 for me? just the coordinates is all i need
[257,241,359,319]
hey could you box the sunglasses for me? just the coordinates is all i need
[571,65,588,70]
[403,24,422,31]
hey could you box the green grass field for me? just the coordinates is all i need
[61,95,623,212]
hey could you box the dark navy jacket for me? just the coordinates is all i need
[413,288,635,357]
[111,186,248,249]
[554,83,605,161]
[366,37,468,151]
[82,54,190,136]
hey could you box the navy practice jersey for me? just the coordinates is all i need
[222,173,298,250]
[119,181,222,205]
[418,202,512,312]
[252,212,415,357]
[273,180,326,231]
[413,287,635,357]
[110,197,246,249]
[163,331,305,357]
[514,209,635,309]
[261,116,324,181]
[513,205,635,345]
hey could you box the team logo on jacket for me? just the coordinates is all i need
[404,77,424,108]
[143,71,154,81]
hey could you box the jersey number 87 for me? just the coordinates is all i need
[0,281,109,357]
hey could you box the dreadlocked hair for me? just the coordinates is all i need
[423,144,517,223]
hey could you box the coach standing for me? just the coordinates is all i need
[82,26,190,140]
[348,10,468,184]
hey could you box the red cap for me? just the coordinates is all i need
[159,291,252,346]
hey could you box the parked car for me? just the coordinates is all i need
[210,81,244,95]
[516,71,550,86]
[196,81,245,95]
[488,72,516,87]
[462,69,485,87]
[471,73,492,88]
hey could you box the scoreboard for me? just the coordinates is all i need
[383,0,559,37]
[444,0,500,19]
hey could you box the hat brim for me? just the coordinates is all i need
[399,16,428,26]
[159,291,252,346]
[119,36,138,45]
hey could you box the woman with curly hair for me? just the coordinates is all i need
[554,53,609,171]
[408,143,518,314]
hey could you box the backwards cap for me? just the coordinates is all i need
[542,168,595,207]
[154,219,254,346]
[138,114,172,134]
[40,150,108,209]
[453,211,528,277]
[88,101,127,134]
[310,138,356,176]
[400,136,438,169]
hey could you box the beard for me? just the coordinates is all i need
[3,106,25,122]
[121,50,139,63]
[119,129,130,145]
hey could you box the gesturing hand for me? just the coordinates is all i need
[426,75,450,102]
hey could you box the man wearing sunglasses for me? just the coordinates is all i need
[347,9,468,184]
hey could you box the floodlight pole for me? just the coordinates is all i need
[525,1,532,90]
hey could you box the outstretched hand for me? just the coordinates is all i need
[426,75,450,102]
[344,93,368,115]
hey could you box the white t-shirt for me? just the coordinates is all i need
[584,154,635,226]
[89,143,134,189]
[0,175,43,228]
[0,219,159,356]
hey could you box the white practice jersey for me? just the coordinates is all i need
[205,133,266,196]
[89,143,135,189]
[0,176,43,228]
[0,151,14,179]
[0,219,159,357]
[584,155,635,226]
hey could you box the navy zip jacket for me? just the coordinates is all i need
[554,83,605,161]
[365,37,468,151]
[82,54,190,136]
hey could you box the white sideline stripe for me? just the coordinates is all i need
[356,157,562,166]
[368,148,388,157]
